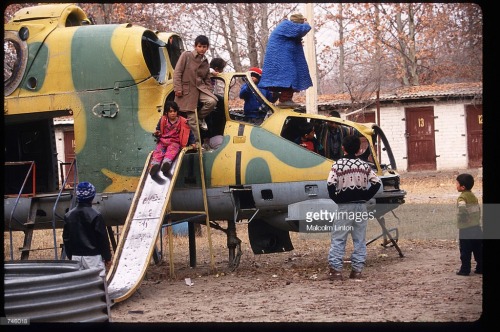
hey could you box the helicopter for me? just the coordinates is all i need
[4,4,406,302]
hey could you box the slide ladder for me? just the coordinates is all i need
[166,121,216,278]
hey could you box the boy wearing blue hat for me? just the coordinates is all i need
[63,181,112,277]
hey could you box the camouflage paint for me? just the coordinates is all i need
[70,25,140,192]
[6,17,169,193]
[24,43,48,92]
[249,126,326,168]
[246,158,272,184]
[176,123,332,189]
[71,25,129,90]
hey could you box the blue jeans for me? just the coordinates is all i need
[328,203,368,272]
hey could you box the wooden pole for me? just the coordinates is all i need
[305,3,318,115]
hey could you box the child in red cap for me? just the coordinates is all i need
[239,67,278,125]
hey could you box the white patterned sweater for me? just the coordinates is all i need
[326,156,382,204]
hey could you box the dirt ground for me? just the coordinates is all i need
[109,168,486,325]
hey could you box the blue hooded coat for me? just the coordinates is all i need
[259,19,313,91]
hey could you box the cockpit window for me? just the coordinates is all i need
[165,35,184,70]
[201,76,226,139]
[4,30,29,96]
[141,31,167,83]
[281,115,374,165]
[372,125,397,170]
[228,75,276,125]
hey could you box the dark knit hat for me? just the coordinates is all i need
[76,181,96,202]
[249,67,262,79]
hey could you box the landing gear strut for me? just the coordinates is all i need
[208,219,242,270]
[366,216,404,257]
[226,219,242,270]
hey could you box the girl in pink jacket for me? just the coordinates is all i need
[150,101,196,176]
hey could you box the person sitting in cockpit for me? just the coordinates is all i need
[239,67,278,125]
[318,111,370,161]
[294,122,324,155]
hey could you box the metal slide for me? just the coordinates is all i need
[106,148,190,303]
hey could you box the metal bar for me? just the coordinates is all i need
[195,114,216,273]
[169,210,207,214]
[375,217,404,257]
[106,226,117,252]
[244,209,260,224]
[132,213,205,221]
[19,247,62,252]
[52,158,78,260]
[59,162,73,189]
[188,222,196,268]
[168,223,175,278]
[6,161,36,261]
[366,227,398,245]
[31,162,36,197]
[162,214,206,228]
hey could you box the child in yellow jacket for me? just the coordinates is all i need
[455,173,483,276]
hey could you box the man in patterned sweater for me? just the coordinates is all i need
[326,135,381,280]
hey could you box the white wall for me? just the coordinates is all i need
[54,123,73,188]
[378,106,407,170]
[54,126,65,188]
[434,104,468,170]
[375,102,469,172]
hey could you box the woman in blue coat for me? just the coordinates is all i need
[259,13,313,107]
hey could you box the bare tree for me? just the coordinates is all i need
[259,4,270,67]
[4,3,483,93]
[244,4,258,67]
[214,3,243,71]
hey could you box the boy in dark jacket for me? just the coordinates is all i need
[63,182,112,277]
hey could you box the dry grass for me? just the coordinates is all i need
[4,215,460,287]
[4,222,249,266]
[4,228,65,261]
